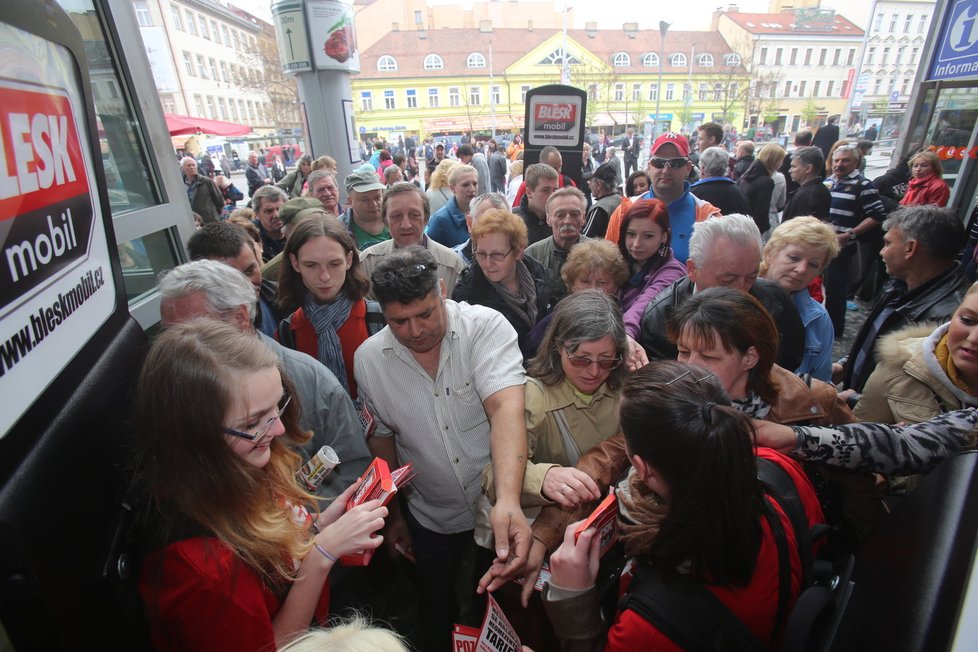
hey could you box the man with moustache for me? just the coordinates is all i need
[526,187,591,298]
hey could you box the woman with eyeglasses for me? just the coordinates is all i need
[277,218,381,400]
[452,208,555,358]
[616,198,687,340]
[136,319,387,651]
[541,359,823,650]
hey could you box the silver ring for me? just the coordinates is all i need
[560,483,569,494]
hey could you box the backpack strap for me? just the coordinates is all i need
[364,300,387,336]
[277,315,297,350]
[756,457,812,589]
[761,495,793,647]
[620,561,765,652]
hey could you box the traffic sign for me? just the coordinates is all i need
[929,0,978,80]
[272,2,312,74]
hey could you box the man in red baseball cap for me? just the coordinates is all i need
[637,133,720,263]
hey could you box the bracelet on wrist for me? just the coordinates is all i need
[314,542,338,562]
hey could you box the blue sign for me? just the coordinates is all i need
[929,0,978,80]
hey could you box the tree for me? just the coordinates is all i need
[712,33,783,129]
[236,24,301,130]
[800,98,819,128]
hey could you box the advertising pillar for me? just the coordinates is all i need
[272,0,362,199]
[523,85,588,189]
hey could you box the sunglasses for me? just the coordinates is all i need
[374,262,438,284]
[649,157,690,169]
[225,392,292,444]
[564,349,622,370]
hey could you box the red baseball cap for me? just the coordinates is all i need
[650,132,690,158]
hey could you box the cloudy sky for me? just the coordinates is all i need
[231,0,874,31]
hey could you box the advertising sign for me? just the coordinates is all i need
[929,0,978,80]
[272,1,313,74]
[0,22,115,438]
[527,95,583,147]
[306,0,360,74]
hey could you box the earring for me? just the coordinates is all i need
[658,242,668,257]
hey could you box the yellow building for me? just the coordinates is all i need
[351,24,749,142]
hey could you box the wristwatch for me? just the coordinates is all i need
[848,230,858,241]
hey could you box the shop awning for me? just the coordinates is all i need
[164,113,253,137]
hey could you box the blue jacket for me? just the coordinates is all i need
[426,197,469,248]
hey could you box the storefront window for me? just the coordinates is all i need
[912,86,978,188]
[118,229,182,303]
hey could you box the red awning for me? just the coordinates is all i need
[164,113,253,137]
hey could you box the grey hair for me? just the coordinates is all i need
[698,147,729,178]
[883,205,964,260]
[688,214,762,267]
[180,156,197,166]
[252,185,288,212]
[306,169,336,190]
[469,192,509,223]
[526,290,628,391]
[792,146,824,173]
[159,259,257,323]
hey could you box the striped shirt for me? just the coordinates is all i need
[826,170,885,232]
[354,300,525,534]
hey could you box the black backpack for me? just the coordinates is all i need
[618,458,845,651]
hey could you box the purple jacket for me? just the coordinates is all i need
[619,253,687,339]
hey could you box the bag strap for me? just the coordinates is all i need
[761,495,793,647]
[620,561,765,652]
[551,408,582,466]
[756,457,812,589]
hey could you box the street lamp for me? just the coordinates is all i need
[655,20,670,138]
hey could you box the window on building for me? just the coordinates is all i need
[209,58,219,81]
[833,48,841,65]
[918,15,927,33]
[210,20,219,43]
[769,83,776,98]
[133,1,152,26]
[698,83,709,100]
[729,82,738,99]
[587,84,598,101]
[873,12,883,31]
[818,48,827,65]
[467,52,486,68]
[185,10,196,35]
[238,99,245,120]
[414,10,423,24]
[613,52,630,67]
[902,78,911,95]
[205,96,215,119]
[377,55,398,71]
[725,53,741,66]
[614,83,624,101]
[469,86,481,105]
[847,48,855,65]
[670,53,687,66]
[798,80,807,96]
[492,85,501,104]
[233,31,240,50]
[643,52,659,67]
[632,83,642,101]
[804,48,812,65]
[783,80,792,97]
[229,99,238,120]
[896,47,905,64]
[682,83,691,101]
[698,53,714,67]
[196,54,207,78]
[714,82,723,100]
[220,61,229,83]
[247,101,256,121]
[889,13,898,31]
[539,47,581,65]
[774,48,783,65]
[826,80,834,96]
[882,47,890,64]
[428,88,439,107]
[521,85,530,103]
[361,91,372,111]
[759,47,768,64]
[217,98,227,120]
[873,78,882,96]
[183,51,194,76]
[424,54,444,70]
[449,86,460,106]
[406,89,417,108]
[790,48,798,65]
[384,90,396,109]
[170,4,182,29]
[194,95,204,115]
[161,95,176,113]
[200,15,210,39]
[665,83,674,100]
[904,13,913,33]
[866,47,876,64]
[649,83,658,101]
[813,80,821,96]
[911,47,920,64]
[222,25,231,46]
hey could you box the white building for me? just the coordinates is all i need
[849,0,935,139]
[131,0,292,148]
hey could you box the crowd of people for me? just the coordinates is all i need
[146,122,978,651]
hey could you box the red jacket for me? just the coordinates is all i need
[140,537,330,652]
[279,300,371,399]
[605,449,823,650]
[900,174,949,207]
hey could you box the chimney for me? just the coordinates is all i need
[479,20,493,33]
[728,3,739,11]
[391,21,399,32]
[623,22,638,38]
[585,21,598,37]
[527,20,534,31]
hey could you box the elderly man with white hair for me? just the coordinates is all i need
[180,156,224,224]
[638,213,805,369]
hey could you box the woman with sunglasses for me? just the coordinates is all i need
[277,218,380,400]
[616,198,686,340]
[453,208,555,358]
[542,359,823,650]
[136,319,387,651]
